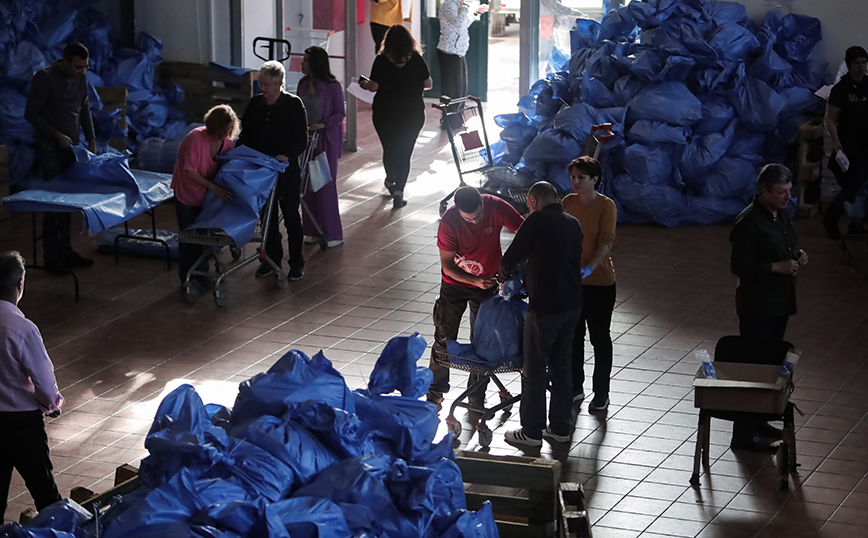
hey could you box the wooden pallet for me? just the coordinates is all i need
[455,450,561,538]
[559,482,593,538]
[159,61,258,123]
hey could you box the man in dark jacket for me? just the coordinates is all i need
[729,163,808,451]
[24,42,96,274]
[499,182,583,447]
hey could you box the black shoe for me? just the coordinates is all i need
[588,397,609,412]
[392,192,407,210]
[65,251,93,268]
[755,422,783,440]
[730,434,778,453]
[288,266,304,281]
[384,179,396,196]
[255,264,276,277]
[426,392,443,412]
[43,258,70,275]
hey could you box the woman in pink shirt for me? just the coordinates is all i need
[170,105,238,289]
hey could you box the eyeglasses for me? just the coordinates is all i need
[71,62,89,71]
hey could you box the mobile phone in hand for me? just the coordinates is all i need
[359,75,370,83]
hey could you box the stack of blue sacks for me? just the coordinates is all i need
[494,0,827,226]
[0,334,499,538]
[0,0,188,189]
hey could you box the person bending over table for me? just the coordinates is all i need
[171,105,238,290]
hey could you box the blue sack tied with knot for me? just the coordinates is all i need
[471,272,528,366]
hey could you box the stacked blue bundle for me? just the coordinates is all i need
[0,334,498,538]
[495,0,827,226]
[0,0,188,188]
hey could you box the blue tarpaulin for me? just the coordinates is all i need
[186,146,287,246]
[1,147,173,233]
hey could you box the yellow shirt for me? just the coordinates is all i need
[371,0,404,26]
[561,193,617,286]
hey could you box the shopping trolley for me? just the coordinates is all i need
[433,95,616,215]
[178,178,286,307]
[434,350,521,448]
[298,128,329,251]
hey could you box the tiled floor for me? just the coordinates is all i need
[2,100,868,537]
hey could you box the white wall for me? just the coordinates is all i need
[135,0,214,63]
[730,0,863,72]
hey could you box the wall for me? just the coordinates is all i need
[135,0,216,63]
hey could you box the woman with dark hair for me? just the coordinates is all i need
[298,46,345,248]
[171,105,238,290]
[561,156,617,413]
[359,24,433,209]
[823,45,868,239]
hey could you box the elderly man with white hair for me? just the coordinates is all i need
[237,61,309,281]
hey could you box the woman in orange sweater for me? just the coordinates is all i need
[561,156,617,413]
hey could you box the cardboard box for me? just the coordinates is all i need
[693,362,791,414]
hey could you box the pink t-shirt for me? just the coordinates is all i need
[170,126,235,207]
[437,194,524,287]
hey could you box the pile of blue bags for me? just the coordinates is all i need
[0,334,499,538]
[494,0,827,226]
[0,0,187,189]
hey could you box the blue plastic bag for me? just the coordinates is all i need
[367,332,431,399]
[680,119,737,186]
[626,81,702,126]
[696,157,757,199]
[611,173,686,227]
[681,195,747,225]
[189,146,288,246]
[199,437,296,502]
[626,120,690,145]
[707,22,759,61]
[230,347,353,427]
[622,144,672,185]
[728,76,785,132]
[694,94,735,136]
[471,272,528,365]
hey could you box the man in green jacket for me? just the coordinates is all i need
[728,163,808,451]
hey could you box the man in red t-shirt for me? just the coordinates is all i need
[427,187,524,408]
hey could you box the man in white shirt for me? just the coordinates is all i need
[0,251,64,519]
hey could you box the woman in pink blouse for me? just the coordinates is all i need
[170,104,238,288]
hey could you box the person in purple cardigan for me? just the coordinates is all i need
[298,46,346,248]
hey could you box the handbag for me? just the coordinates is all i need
[308,151,331,192]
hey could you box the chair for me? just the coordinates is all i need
[690,336,799,490]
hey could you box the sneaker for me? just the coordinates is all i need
[304,236,319,244]
[255,264,276,278]
[392,192,408,210]
[65,251,94,268]
[288,266,304,281]
[504,428,542,447]
[542,427,572,443]
[572,392,586,403]
[326,240,343,248]
[588,397,610,413]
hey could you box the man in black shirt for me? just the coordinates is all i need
[499,182,584,447]
[24,42,96,273]
[729,163,808,452]
[823,45,868,239]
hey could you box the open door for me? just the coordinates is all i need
[421,0,489,101]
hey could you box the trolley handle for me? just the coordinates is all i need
[432,95,482,111]
[590,123,616,142]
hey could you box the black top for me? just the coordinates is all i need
[24,62,95,147]
[730,196,798,317]
[370,52,430,113]
[828,74,868,151]
[499,203,584,315]
[237,92,308,174]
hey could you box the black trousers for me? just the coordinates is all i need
[572,283,616,400]
[522,309,581,438]
[372,106,425,194]
[371,22,389,55]
[175,201,206,284]
[0,411,61,519]
[437,50,468,101]
[826,146,868,226]
[428,282,497,400]
[36,143,76,263]
[263,170,304,271]
[738,313,789,342]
